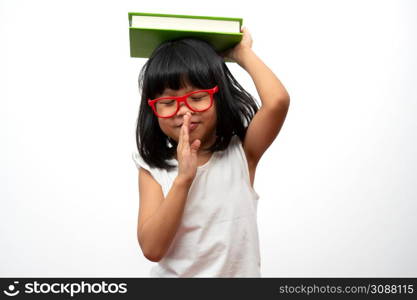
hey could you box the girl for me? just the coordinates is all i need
[132,27,290,277]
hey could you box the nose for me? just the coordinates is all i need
[176,101,193,117]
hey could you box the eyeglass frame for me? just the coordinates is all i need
[147,86,219,119]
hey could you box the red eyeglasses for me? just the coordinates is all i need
[148,86,219,119]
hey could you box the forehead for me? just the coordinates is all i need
[159,85,200,97]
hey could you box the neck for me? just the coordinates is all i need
[199,133,217,153]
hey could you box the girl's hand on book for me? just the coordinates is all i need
[176,112,201,184]
[221,26,253,65]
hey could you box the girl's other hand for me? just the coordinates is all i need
[176,112,201,184]
[221,27,253,65]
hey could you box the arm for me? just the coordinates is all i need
[137,112,200,262]
[225,27,290,167]
[138,169,192,262]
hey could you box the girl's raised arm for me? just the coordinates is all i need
[224,27,290,168]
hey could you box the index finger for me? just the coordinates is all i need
[182,113,191,145]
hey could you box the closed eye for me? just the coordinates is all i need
[158,99,176,105]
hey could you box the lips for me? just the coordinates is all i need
[189,122,199,131]
[176,122,200,128]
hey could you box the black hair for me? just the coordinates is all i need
[135,38,259,171]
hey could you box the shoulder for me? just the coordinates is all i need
[133,152,165,207]
[225,135,254,169]
[138,166,164,196]
[229,134,249,157]
[132,151,149,171]
[231,135,257,186]
[214,135,257,188]
[132,151,161,183]
[132,150,177,197]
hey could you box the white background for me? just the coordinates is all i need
[1,0,416,277]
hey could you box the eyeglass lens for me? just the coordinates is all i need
[154,91,211,117]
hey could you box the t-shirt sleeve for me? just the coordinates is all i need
[131,150,171,197]
[131,150,151,173]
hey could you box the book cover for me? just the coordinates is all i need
[128,12,243,59]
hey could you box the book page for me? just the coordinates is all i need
[131,16,240,33]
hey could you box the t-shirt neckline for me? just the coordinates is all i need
[169,151,218,171]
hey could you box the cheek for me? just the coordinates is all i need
[205,108,217,129]
[158,120,172,134]
[158,119,180,141]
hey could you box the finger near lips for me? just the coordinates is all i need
[182,113,190,145]
[177,113,192,153]
[179,121,183,146]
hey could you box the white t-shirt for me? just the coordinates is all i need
[132,135,261,277]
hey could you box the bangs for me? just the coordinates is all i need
[142,39,221,98]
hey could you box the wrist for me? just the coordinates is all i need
[174,176,194,188]
[235,48,256,69]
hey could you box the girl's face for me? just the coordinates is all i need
[155,84,217,151]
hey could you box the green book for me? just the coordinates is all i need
[128,12,243,59]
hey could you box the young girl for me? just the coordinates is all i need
[132,27,290,277]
